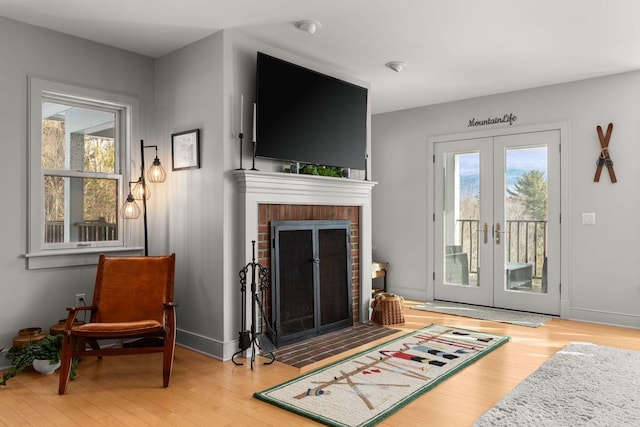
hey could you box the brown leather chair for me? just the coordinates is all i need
[58,254,176,395]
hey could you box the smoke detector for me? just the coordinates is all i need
[385,61,407,73]
[295,20,321,34]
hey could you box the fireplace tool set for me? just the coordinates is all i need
[232,240,276,369]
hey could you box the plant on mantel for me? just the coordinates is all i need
[1,334,77,386]
[284,163,346,177]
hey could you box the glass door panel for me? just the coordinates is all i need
[503,146,548,294]
[434,138,493,307]
[493,131,560,314]
[443,152,479,287]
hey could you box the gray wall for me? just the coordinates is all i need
[0,17,155,354]
[372,71,640,328]
[153,32,227,357]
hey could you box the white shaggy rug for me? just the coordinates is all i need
[475,342,640,426]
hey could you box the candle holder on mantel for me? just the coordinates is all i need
[235,132,245,170]
[251,141,258,171]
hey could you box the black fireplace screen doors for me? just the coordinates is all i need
[271,220,352,346]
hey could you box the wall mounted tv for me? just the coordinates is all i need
[255,52,368,170]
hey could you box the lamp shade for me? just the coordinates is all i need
[120,194,140,219]
[132,179,150,200]
[147,157,167,183]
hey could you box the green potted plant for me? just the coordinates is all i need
[1,334,76,386]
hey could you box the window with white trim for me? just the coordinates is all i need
[28,78,140,268]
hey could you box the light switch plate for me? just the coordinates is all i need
[582,213,596,225]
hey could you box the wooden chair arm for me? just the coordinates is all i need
[64,305,95,329]
[66,305,95,312]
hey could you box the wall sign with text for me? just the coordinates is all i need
[468,113,518,127]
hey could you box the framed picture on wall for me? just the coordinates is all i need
[171,129,200,170]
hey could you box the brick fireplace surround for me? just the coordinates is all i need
[258,204,361,323]
[234,170,377,332]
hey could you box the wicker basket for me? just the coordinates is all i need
[370,293,405,325]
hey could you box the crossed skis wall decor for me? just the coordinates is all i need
[594,122,617,183]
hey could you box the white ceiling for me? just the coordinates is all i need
[2,0,639,114]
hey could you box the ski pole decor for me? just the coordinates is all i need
[594,123,617,183]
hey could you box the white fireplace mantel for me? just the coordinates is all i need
[233,170,377,323]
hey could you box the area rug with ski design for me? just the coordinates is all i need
[254,324,509,427]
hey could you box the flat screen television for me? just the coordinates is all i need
[255,52,368,170]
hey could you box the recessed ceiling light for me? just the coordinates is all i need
[295,20,322,35]
[385,61,407,73]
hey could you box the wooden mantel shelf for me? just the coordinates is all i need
[233,170,377,201]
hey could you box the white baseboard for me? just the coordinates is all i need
[384,286,429,302]
[176,328,235,361]
[569,307,640,330]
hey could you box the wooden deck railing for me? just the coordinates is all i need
[45,220,117,243]
[456,219,547,279]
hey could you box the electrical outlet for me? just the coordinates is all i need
[75,293,86,307]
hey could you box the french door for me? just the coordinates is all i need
[434,130,560,315]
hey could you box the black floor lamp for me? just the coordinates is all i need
[120,140,167,256]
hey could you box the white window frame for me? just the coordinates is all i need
[26,77,143,269]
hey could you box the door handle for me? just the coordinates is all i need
[483,222,488,244]
[495,222,509,244]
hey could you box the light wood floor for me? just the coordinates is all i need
[3,302,640,426]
